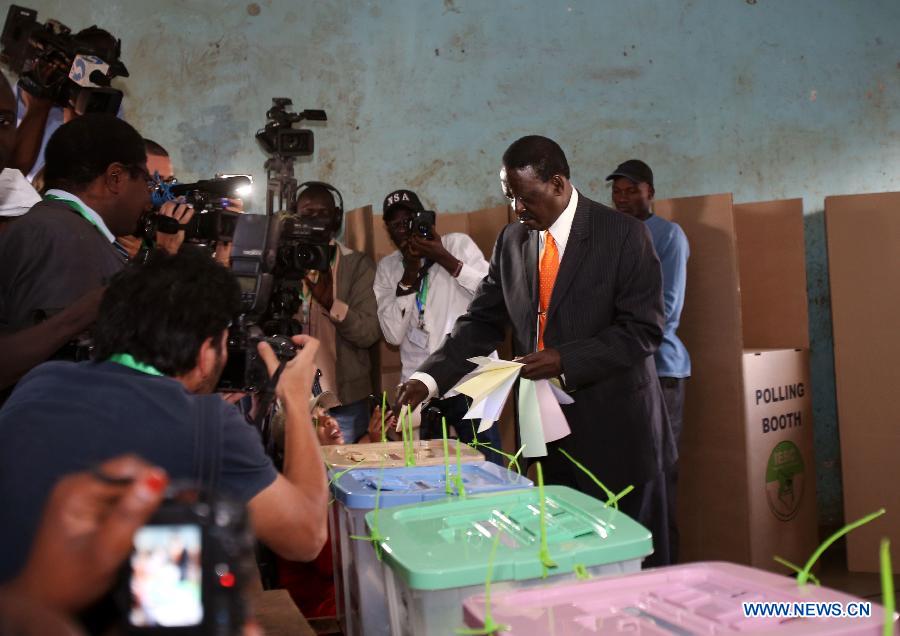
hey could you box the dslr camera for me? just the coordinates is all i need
[217,320,297,393]
[138,176,250,248]
[119,487,254,635]
[0,5,127,115]
[409,210,436,240]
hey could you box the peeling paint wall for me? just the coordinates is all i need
[13,0,900,525]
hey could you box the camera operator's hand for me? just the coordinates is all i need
[396,379,430,413]
[410,230,461,276]
[365,406,399,443]
[221,391,247,405]
[116,234,143,260]
[12,88,54,176]
[212,198,245,266]
[19,88,53,111]
[5,455,168,614]
[155,200,195,256]
[400,250,423,287]
[304,269,334,311]
[257,334,320,406]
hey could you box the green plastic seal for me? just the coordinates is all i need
[766,440,805,521]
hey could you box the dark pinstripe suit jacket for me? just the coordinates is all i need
[420,192,674,488]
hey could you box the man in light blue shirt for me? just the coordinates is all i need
[608,159,690,562]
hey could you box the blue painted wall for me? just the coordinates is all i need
[12,0,900,524]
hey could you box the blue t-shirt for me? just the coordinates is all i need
[0,360,277,582]
[645,214,691,378]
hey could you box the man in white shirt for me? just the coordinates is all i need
[374,189,502,461]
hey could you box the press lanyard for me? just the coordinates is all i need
[108,353,164,376]
[415,271,429,327]
[44,193,105,236]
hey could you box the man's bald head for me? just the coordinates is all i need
[0,70,16,172]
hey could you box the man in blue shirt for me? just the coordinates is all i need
[0,250,328,582]
[608,159,690,563]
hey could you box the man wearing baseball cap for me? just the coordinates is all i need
[373,189,503,463]
[608,159,690,563]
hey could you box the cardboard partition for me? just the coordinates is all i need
[342,205,374,260]
[465,206,509,260]
[733,200,810,350]
[825,192,900,573]
[743,348,817,570]
[654,193,751,564]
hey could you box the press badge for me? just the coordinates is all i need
[408,325,429,349]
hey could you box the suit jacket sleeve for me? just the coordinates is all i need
[419,228,511,394]
[556,221,664,389]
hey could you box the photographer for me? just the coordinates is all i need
[0,249,329,582]
[293,183,381,443]
[10,25,124,182]
[373,189,502,462]
[117,138,244,263]
[0,113,150,397]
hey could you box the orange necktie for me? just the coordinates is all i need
[538,231,559,350]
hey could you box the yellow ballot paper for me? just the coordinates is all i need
[447,357,572,447]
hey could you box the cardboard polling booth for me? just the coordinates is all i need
[344,204,510,437]
[825,192,900,573]
[654,195,817,571]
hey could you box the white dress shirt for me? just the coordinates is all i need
[410,188,578,400]
[0,169,41,218]
[374,232,489,384]
[540,187,578,261]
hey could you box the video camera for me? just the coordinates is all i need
[274,214,335,277]
[117,486,254,635]
[215,98,331,394]
[255,98,326,158]
[0,5,127,115]
[137,176,251,248]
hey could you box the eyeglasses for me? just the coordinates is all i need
[124,164,155,191]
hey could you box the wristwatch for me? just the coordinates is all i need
[396,281,416,296]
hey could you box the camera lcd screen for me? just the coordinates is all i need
[236,275,257,293]
[129,524,203,627]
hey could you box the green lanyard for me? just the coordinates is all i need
[44,193,105,235]
[108,353,164,376]
[415,271,429,318]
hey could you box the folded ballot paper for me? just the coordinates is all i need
[448,357,573,457]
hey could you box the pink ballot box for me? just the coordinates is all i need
[462,561,897,634]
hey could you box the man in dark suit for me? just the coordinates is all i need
[397,135,675,566]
